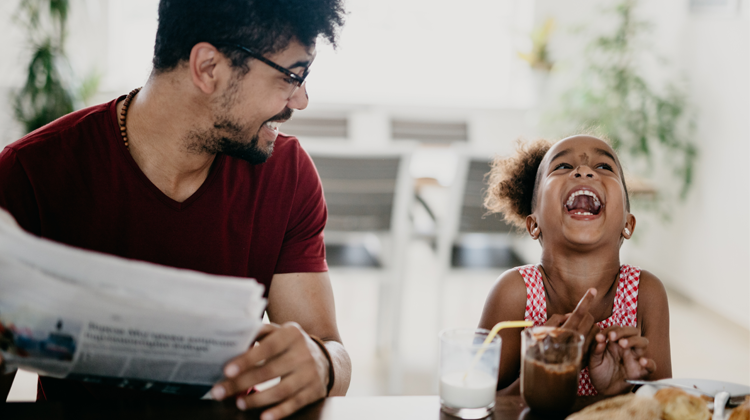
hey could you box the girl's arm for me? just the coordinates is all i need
[637,269,672,380]
[477,269,529,394]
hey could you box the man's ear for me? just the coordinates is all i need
[623,213,636,239]
[189,42,224,95]
[526,215,540,240]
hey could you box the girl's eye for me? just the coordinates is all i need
[553,163,573,170]
[596,163,614,171]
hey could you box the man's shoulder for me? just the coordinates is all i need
[265,133,314,170]
[6,99,117,156]
[272,132,303,156]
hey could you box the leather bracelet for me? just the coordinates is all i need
[308,335,335,396]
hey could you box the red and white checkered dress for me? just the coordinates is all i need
[517,264,641,396]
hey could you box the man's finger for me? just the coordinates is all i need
[237,373,303,411]
[218,346,300,398]
[240,369,317,410]
[225,325,302,379]
[255,323,280,341]
[259,386,320,420]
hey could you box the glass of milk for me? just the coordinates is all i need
[439,328,500,419]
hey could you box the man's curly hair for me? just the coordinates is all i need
[484,139,552,229]
[153,0,346,75]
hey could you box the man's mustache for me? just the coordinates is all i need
[267,107,293,123]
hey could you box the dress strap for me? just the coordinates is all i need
[517,265,547,326]
[578,264,642,397]
[611,264,641,328]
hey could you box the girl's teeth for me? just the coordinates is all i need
[565,190,601,206]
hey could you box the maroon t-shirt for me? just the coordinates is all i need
[0,97,328,399]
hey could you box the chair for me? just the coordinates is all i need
[434,151,521,330]
[304,145,414,394]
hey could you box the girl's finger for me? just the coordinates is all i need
[604,326,640,342]
[565,289,597,328]
[618,336,649,350]
[545,313,569,327]
[641,358,657,375]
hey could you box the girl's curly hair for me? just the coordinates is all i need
[484,139,552,229]
[485,134,631,230]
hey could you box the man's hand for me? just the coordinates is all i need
[211,322,331,420]
[588,326,656,395]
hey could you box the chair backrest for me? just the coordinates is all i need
[313,156,399,232]
[305,147,414,236]
[457,159,513,234]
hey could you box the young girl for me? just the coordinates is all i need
[479,135,671,396]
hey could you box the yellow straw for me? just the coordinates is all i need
[463,320,533,381]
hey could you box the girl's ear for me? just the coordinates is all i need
[526,215,540,240]
[622,214,636,239]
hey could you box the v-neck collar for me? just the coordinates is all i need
[108,97,226,211]
[536,264,622,324]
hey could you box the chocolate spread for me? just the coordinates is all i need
[521,328,583,414]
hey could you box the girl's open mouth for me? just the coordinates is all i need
[565,189,602,216]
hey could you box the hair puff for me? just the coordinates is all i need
[484,139,552,229]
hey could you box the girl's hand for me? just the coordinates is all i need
[588,326,657,395]
[557,289,601,361]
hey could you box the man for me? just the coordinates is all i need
[0,1,350,418]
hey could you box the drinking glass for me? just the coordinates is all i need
[439,328,501,419]
[520,326,584,414]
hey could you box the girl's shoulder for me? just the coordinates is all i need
[492,267,528,299]
[481,268,528,321]
[635,269,667,298]
[633,269,669,323]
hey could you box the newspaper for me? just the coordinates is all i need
[0,208,266,397]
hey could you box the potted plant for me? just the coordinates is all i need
[549,0,697,205]
[12,0,98,134]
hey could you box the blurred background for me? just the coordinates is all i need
[1,0,748,400]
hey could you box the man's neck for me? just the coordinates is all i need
[117,76,216,203]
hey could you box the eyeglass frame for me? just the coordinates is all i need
[212,42,309,98]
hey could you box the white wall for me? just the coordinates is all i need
[0,0,112,147]
[536,0,750,329]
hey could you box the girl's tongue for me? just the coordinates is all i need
[566,195,602,215]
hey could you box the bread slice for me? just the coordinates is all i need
[654,388,710,420]
[728,395,750,420]
[566,394,662,420]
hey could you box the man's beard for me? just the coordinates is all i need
[198,118,271,165]
[186,75,293,165]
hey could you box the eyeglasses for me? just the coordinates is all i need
[213,42,309,100]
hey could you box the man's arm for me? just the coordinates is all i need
[265,272,351,397]
[212,272,351,419]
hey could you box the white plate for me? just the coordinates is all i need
[654,378,750,397]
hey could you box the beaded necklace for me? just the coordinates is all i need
[118,87,142,150]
